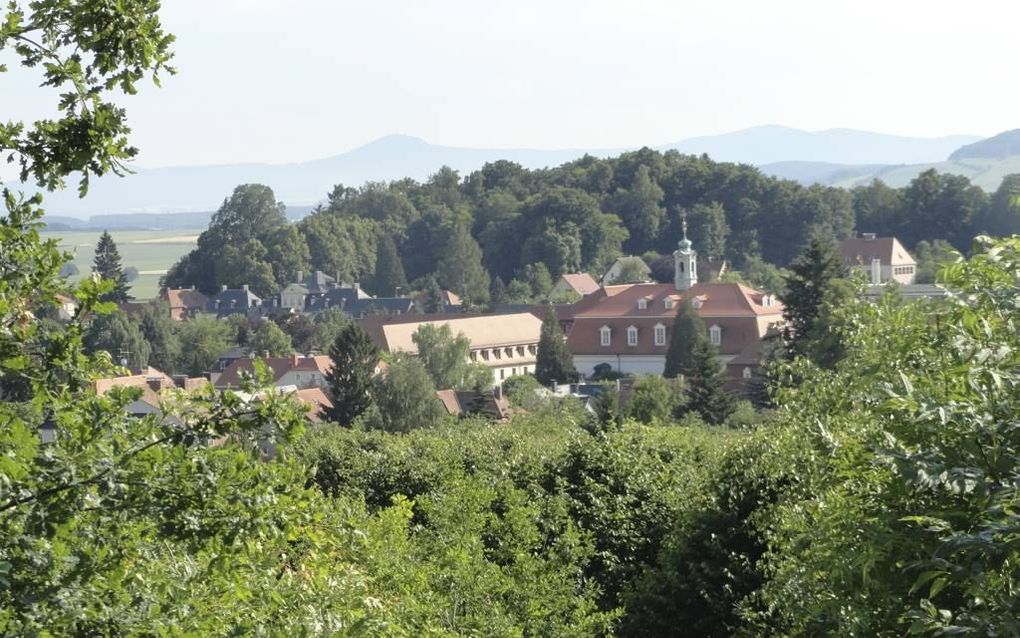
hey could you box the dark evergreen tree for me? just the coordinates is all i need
[684,339,735,425]
[535,305,577,385]
[370,233,407,297]
[664,299,705,379]
[423,275,445,313]
[324,322,379,426]
[137,301,179,373]
[92,231,130,302]
[437,221,490,305]
[780,238,848,361]
[490,276,508,306]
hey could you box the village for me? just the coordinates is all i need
[76,225,935,426]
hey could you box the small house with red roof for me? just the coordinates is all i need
[550,273,600,300]
[162,287,209,320]
[566,221,784,378]
[212,354,333,390]
[839,234,917,285]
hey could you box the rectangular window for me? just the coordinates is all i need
[654,326,666,346]
[600,328,611,346]
[627,329,638,346]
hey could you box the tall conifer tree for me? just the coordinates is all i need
[781,237,848,361]
[370,234,407,297]
[324,322,379,426]
[535,305,577,385]
[684,339,735,424]
[92,231,130,302]
[664,299,705,378]
[438,222,490,306]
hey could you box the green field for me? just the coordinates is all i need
[42,229,200,300]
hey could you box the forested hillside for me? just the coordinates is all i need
[163,149,1020,303]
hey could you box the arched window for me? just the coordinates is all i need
[654,323,666,346]
[691,297,702,309]
[709,325,722,346]
[627,325,638,346]
[600,325,611,346]
[679,262,685,273]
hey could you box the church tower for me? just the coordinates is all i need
[674,214,697,291]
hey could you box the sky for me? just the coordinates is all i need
[3,0,1019,170]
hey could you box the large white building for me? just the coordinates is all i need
[361,313,542,384]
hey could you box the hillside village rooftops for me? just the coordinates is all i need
[361,312,542,354]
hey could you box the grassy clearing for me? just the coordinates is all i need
[42,229,199,300]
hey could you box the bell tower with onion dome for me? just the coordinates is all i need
[674,213,698,291]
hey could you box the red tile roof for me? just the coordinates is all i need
[293,387,333,422]
[164,287,209,309]
[571,282,782,319]
[214,355,332,388]
[558,273,600,296]
[566,282,784,357]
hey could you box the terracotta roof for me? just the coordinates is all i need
[214,355,332,388]
[571,282,783,319]
[293,387,333,422]
[436,389,462,414]
[361,312,542,354]
[557,273,600,296]
[839,236,915,266]
[435,389,510,420]
[568,315,773,356]
[164,288,208,310]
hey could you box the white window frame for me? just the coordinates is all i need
[654,323,666,346]
[709,325,722,346]
[600,326,611,346]
[664,298,674,310]
[742,367,752,379]
[627,325,638,346]
[637,298,647,310]
[691,297,702,309]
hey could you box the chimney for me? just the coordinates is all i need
[220,284,228,292]
[296,270,303,283]
[292,354,301,366]
[241,284,249,292]
[871,258,882,285]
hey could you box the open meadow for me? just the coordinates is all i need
[42,229,199,300]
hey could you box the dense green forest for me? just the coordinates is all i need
[163,155,1020,303]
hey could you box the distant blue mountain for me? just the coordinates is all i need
[661,125,980,166]
[9,126,986,218]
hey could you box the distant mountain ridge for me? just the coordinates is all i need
[7,126,990,218]
[949,129,1020,160]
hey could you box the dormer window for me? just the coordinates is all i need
[654,323,666,346]
[600,326,611,346]
[742,366,753,379]
[664,298,674,310]
[627,325,638,346]
[637,298,647,310]
[709,325,722,346]
[691,297,702,309]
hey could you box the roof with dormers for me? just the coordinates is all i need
[571,282,783,319]
[566,282,784,357]
[361,312,541,355]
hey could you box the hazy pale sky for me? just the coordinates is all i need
[4,0,1018,168]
